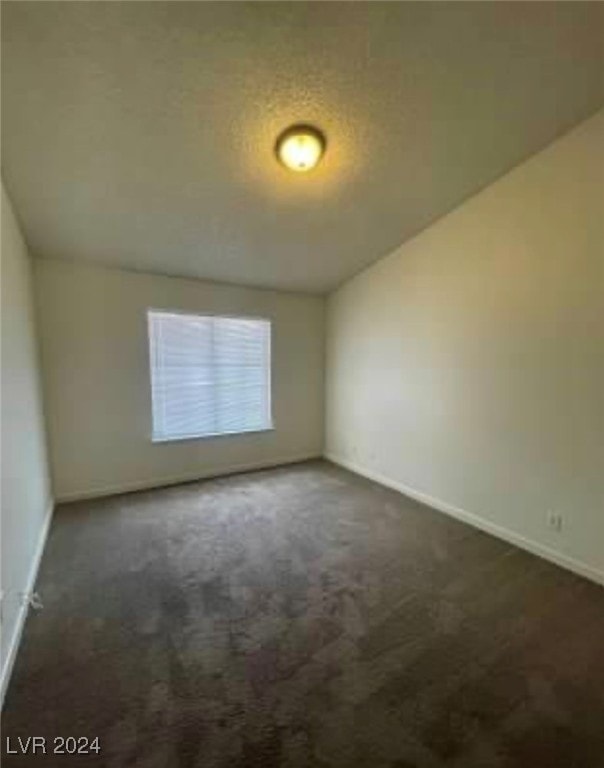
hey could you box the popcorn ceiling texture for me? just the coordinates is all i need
[3,462,604,767]
[2,2,603,293]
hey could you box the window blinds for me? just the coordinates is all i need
[148,311,272,441]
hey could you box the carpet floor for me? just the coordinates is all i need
[3,460,604,767]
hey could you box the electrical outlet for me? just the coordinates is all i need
[547,511,563,532]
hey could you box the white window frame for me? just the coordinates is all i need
[147,309,274,443]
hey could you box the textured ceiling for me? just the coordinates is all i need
[2,2,603,294]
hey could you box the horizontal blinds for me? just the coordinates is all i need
[148,311,271,441]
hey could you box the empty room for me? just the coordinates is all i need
[1,2,603,766]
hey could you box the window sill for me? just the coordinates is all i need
[151,426,275,444]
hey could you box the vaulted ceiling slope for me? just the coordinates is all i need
[2,2,603,294]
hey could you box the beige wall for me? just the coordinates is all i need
[326,109,604,582]
[35,260,325,500]
[1,181,52,699]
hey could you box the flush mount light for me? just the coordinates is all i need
[275,124,326,172]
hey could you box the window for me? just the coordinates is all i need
[148,311,272,442]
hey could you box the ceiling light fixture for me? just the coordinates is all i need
[275,124,326,172]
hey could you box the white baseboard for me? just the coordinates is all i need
[0,496,55,708]
[325,453,604,588]
[56,453,322,503]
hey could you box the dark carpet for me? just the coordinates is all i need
[3,460,604,767]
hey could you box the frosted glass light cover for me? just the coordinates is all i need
[276,126,325,172]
